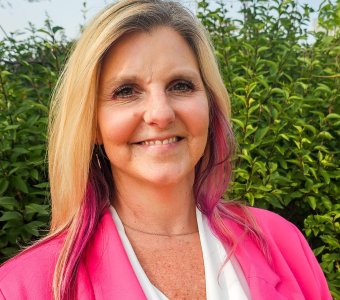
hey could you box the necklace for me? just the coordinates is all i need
[121,221,199,236]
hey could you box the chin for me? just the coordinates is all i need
[140,168,194,187]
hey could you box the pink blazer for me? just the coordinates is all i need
[0,207,332,300]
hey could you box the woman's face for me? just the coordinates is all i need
[97,26,209,187]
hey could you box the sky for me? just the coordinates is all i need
[0,0,333,41]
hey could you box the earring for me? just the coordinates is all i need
[95,144,101,169]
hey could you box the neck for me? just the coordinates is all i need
[112,174,197,235]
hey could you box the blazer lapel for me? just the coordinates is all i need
[224,218,289,300]
[84,209,147,300]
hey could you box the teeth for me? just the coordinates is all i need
[140,137,180,145]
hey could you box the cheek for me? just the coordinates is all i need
[97,106,140,145]
[185,99,209,138]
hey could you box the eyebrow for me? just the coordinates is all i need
[103,69,201,89]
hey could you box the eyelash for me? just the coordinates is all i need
[111,80,196,100]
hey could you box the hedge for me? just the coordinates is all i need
[0,0,339,298]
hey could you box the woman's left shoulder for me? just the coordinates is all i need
[247,206,302,240]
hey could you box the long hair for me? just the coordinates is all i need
[4,0,271,299]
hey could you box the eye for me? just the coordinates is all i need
[111,85,136,100]
[171,80,195,93]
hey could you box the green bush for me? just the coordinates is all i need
[0,21,69,256]
[197,0,340,297]
[0,0,339,297]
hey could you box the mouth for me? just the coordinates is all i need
[135,136,183,145]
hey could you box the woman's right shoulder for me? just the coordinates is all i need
[0,235,64,299]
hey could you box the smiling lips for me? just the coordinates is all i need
[138,136,180,145]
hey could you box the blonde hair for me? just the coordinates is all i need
[7,1,269,299]
[49,0,230,232]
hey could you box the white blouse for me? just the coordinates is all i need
[110,206,252,300]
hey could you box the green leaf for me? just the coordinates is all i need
[252,184,272,192]
[321,171,330,184]
[279,134,289,141]
[265,194,283,208]
[248,104,260,115]
[28,145,45,151]
[321,35,334,46]
[291,191,303,198]
[269,162,278,173]
[257,46,269,54]
[271,88,284,94]
[52,26,64,34]
[245,125,258,138]
[231,118,245,129]
[0,197,20,208]
[24,221,46,237]
[254,127,269,144]
[288,96,303,101]
[4,125,20,131]
[32,103,48,113]
[313,246,325,257]
[325,113,340,120]
[307,196,316,210]
[245,193,254,206]
[33,182,50,188]
[37,29,52,36]
[0,247,19,257]
[0,180,9,195]
[10,176,28,193]
[278,158,287,169]
[1,70,12,77]
[233,93,247,106]
[30,169,39,180]
[0,212,22,221]
[238,154,252,164]
[322,253,340,261]
[8,167,19,176]
[321,197,332,210]
[25,203,49,215]
[286,159,301,166]
[13,147,29,154]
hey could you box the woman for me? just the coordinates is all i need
[0,0,332,299]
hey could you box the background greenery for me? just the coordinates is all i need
[0,0,339,297]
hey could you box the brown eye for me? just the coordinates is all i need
[112,85,135,99]
[172,80,195,93]
[118,87,133,96]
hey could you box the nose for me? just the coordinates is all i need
[143,89,175,128]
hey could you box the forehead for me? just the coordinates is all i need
[99,26,201,85]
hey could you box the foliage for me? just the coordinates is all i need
[0,20,69,259]
[197,0,340,297]
[0,0,339,297]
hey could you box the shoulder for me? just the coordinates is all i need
[223,205,298,243]
[247,206,296,235]
[246,207,306,250]
[0,235,64,299]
